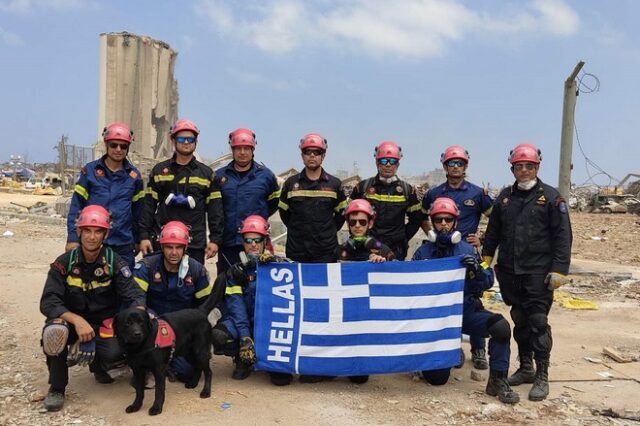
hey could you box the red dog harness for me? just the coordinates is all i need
[100,317,176,349]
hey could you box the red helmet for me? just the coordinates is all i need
[229,128,256,148]
[170,119,200,137]
[429,197,460,218]
[239,215,270,236]
[441,145,469,164]
[509,143,541,164]
[374,141,402,160]
[102,122,133,144]
[299,133,327,151]
[344,199,375,219]
[159,221,191,246]
[76,205,111,231]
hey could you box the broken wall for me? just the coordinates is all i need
[96,32,178,162]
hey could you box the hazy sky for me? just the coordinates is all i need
[1,0,638,188]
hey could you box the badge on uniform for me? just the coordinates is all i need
[95,168,105,177]
[120,266,132,278]
[153,272,162,282]
[555,196,568,214]
[129,170,138,179]
[367,187,376,194]
[134,263,142,270]
[162,167,170,175]
[184,276,193,286]
[293,183,300,190]
[94,268,104,277]
[72,267,80,275]
[396,185,404,194]
[536,195,546,205]
[502,197,510,205]
[219,176,227,186]
[463,199,475,206]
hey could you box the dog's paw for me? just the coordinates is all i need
[200,389,211,398]
[148,405,163,416]
[126,403,141,413]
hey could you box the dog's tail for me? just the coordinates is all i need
[198,271,228,314]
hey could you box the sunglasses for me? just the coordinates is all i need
[348,219,368,227]
[432,216,455,224]
[513,163,536,171]
[446,159,466,168]
[378,158,399,166]
[302,149,323,157]
[108,142,129,150]
[243,236,265,244]
[175,136,197,144]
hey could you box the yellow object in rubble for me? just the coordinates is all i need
[553,291,598,310]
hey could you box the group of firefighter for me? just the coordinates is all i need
[38,119,572,411]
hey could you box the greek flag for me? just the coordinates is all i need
[254,257,465,376]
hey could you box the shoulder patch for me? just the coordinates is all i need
[129,170,138,179]
[50,261,66,275]
[120,266,132,278]
[395,185,404,194]
[95,168,105,177]
[162,167,170,175]
[555,196,568,214]
[134,262,143,270]
[367,186,376,194]
[219,176,227,186]
[502,197,510,205]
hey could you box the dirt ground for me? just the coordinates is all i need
[0,192,639,426]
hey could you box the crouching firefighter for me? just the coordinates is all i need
[211,215,283,380]
[132,220,225,383]
[412,197,519,404]
[40,205,147,412]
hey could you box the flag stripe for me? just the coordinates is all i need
[297,349,461,376]
[342,298,463,321]
[298,338,461,358]
[300,327,461,346]
[369,282,464,296]
[369,292,463,309]
[300,313,462,335]
[368,269,466,285]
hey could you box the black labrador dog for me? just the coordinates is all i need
[113,276,226,415]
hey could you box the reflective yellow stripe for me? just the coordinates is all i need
[206,191,222,203]
[480,261,490,270]
[66,276,111,291]
[366,194,407,203]
[407,202,422,213]
[288,190,337,199]
[146,187,158,200]
[154,175,175,183]
[74,184,89,200]
[278,200,289,211]
[483,206,493,216]
[134,276,149,292]
[225,285,243,295]
[189,176,210,187]
[268,189,281,200]
[132,190,145,202]
[195,282,213,299]
[334,199,348,212]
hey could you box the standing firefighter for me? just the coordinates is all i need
[482,143,572,401]
[350,141,421,260]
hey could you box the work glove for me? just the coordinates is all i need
[545,272,570,290]
[460,254,481,274]
[259,252,276,264]
[238,336,256,365]
[67,339,96,367]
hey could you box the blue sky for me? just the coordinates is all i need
[1,0,638,188]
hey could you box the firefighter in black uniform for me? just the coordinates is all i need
[350,141,422,260]
[40,205,146,412]
[482,143,572,402]
[275,132,347,386]
[139,119,224,264]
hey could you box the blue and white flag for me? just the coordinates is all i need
[254,257,465,376]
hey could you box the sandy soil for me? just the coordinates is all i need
[0,193,639,425]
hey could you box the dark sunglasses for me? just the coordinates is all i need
[513,163,536,171]
[175,136,197,144]
[446,159,466,168]
[243,236,265,244]
[108,142,129,150]
[432,216,455,224]
[348,219,368,227]
[378,158,399,166]
[302,149,323,157]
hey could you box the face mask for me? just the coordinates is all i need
[378,175,398,184]
[426,230,462,245]
[178,255,189,280]
[165,193,196,209]
[517,179,537,191]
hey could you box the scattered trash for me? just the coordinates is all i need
[617,279,639,287]
[220,402,232,410]
[595,371,614,379]
[385,399,400,404]
[590,236,608,241]
[583,357,603,364]
[554,291,598,310]
[592,408,640,422]
[602,346,632,363]
[562,385,585,393]
[2,230,14,237]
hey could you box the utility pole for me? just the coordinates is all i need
[558,61,585,199]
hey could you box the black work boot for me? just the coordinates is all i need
[486,370,520,404]
[471,348,489,370]
[508,353,535,386]
[231,358,253,381]
[43,389,65,412]
[269,372,293,386]
[348,375,369,384]
[528,360,549,401]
